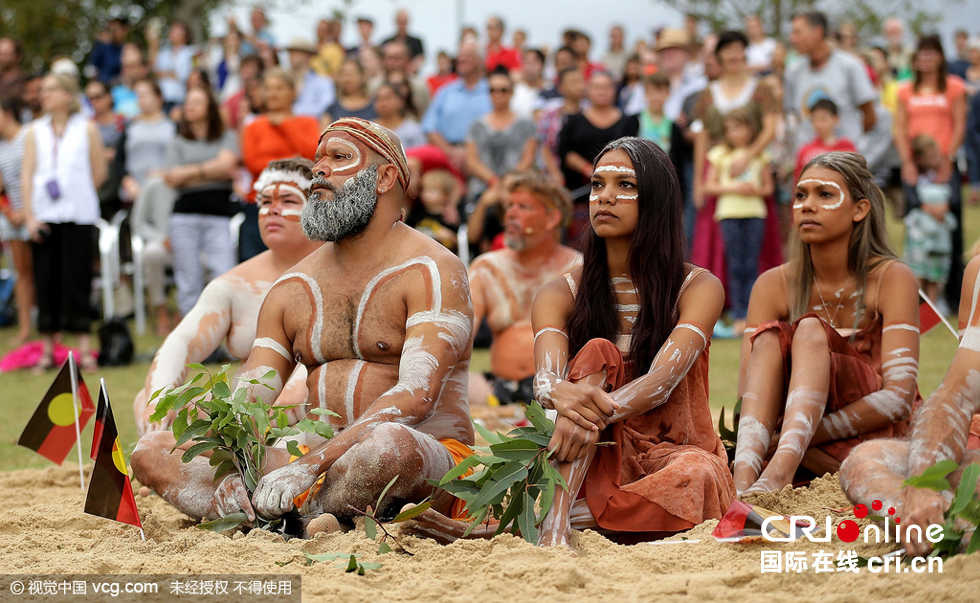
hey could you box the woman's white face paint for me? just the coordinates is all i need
[593,165,636,176]
[795,179,846,210]
[327,137,363,174]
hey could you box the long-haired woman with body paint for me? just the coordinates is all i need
[732,152,921,496]
[401,137,736,547]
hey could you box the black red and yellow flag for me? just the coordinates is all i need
[17,356,95,464]
[84,382,142,529]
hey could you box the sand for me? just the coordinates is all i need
[1,465,979,602]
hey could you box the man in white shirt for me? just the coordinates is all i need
[745,14,776,73]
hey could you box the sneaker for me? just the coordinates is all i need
[712,320,737,340]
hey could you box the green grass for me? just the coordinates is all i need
[1,200,976,472]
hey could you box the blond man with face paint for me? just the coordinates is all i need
[468,172,582,407]
[732,152,921,496]
[133,158,323,436]
[839,255,980,557]
[132,118,475,530]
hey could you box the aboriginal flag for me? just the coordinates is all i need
[17,356,95,464]
[84,383,142,529]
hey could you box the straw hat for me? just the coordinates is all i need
[285,38,318,54]
[655,29,692,52]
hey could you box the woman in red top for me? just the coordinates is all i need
[240,67,319,260]
[894,34,968,304]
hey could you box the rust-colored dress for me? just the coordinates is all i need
[565,267,736,534]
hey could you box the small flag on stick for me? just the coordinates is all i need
[919,290,958,338]
[84,380,143,537]
[17,353,95,466]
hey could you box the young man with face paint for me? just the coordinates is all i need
[133,118,475,531]
[732,152,921,496]
[467,172,582,407]
[839,256,980,557]
[132,158,324,437]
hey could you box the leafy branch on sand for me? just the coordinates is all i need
[347,475,433,555]
[904,460,980,556]
[430,402,569,544]
[149,363,339,534]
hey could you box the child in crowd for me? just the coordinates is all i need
[904,134,957,303]
[638,73,681,154]
[704,107,774,335]
[406,169,460,253]
[793,98,856,184]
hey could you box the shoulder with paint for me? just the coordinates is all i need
[533,268,579,312]
[676,267,724,316]
[871,259,919,313]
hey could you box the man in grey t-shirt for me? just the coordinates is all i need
[785,11,877,154]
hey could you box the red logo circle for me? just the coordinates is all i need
[853,504,868,519]
[837,520,860,542]
[872,500,883,511]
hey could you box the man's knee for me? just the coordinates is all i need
[792,317,828,352]
[840,439,909,483]
[130,431,175,486]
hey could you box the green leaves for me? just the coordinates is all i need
[197,513,249,533]
[390,501,432,523]
[301,552,382,575]
[432,402,568,544]
[905,461,980,558]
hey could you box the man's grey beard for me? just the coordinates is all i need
[503,232,527,251]
[301,166,379,242]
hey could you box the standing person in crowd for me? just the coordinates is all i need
[20,73,43,121]
[348,17,375,59]
[214,22,243,102]
[961,41,980,96]
[732,152,920,495]
[638,73,683,158]
[373,81,426,150]
[323,58,377,125]
[793,99,857,183]
[149,20,197,111]
[485,16,521,73]
[883,18,913,81]
[161,86,239,318]
[312,19,345,77]
[745,14,776,74]
[465,68,537,199]
[703,108,773,336]
[0,97,33,345]
[241,68,319,261]
[0,38,24,100]
[241,7,275,57]
[623,29,705,119]
[949,30,971,80]
[383,9,425,73]
[112,45,149,119]
[539,67,586,185]
[88,18,128,84]
[375,40,429,115]
[616,54,642,112]
[895,34,967,308]
[513,29,527,55]
[785,12,877,154]
[511,48,548,120]
[427,50,457,97]
[86,80,124,156]
[904,135,957,304]
[223,54,263,131]
[837,22,860,56]
[422,41,491,170]
[286,39,336,119]
[601,25,628,81]
[405,168,460,252]
[21,73,107,373]
[559,71,640,240]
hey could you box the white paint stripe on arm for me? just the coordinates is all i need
[252,337,292,361]
[882,323,920,334]
[676,322,708,347]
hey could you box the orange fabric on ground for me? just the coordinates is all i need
[439,438,477,521]
[289,445,327,510]
[750,313,922,463]
[572,338,736,534]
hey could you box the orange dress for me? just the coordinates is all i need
[566,267,736,534]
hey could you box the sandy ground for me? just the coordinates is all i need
[1,465,979,602]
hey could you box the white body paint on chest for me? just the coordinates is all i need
[274,272,327,364]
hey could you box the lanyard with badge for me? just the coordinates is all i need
[46,121,63,201]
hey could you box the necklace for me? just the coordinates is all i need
[814,277,851,328]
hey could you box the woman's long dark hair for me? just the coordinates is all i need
[566,137,687,377]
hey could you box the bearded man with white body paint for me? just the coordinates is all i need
[468,172,582,407]
[731,152,921,496]
[133,118,475,528]
[840,255,980,557]
[132,158,323,436]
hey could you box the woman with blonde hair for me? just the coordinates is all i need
[732,152,921,495]
[22,72,107,372]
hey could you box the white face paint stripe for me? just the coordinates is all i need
[280,209,303,217]
[345,360,366,425]
[354,257,442,360]
[534,327,568,341]
[252,170,313,194]
[327,137,362,174]
[676,323,708,347]
[593,165,636,176]
[796,178,845,210]
[252,337,292,361]
[882,323,920,334]
[273,273,326,364]
[616,195,638,200]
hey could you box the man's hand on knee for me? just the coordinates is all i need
[214,474,255,522]
[252,462,320,519]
